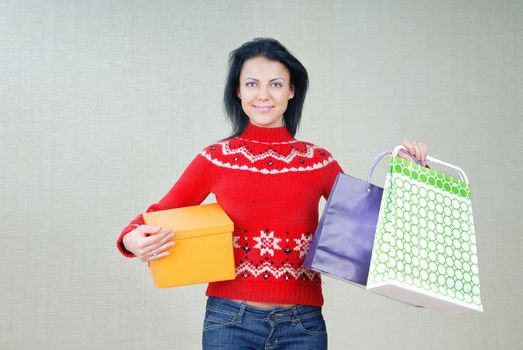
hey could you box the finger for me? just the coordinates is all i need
[413,141,423,162]
[135,231,173,258]
[147,250,170,262]
[144,236,175,255]
[139,245,167,261]
[139,248,170,262]
[401,139,415,157]
[138,225,162,236]
[398,140,417,161]
[144,240,175,261]
[421,143,428,164]
[144,229,173,246]
[416,141,427,164]
[144,229,171,245]
[154,240,176,255]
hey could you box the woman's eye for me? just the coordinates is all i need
[272,82,282,88]
[246,82,256,87]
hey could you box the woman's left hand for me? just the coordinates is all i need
[391,139,429,166]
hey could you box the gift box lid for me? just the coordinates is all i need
[142,203,234,240]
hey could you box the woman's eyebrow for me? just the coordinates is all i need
[243,77,286,82]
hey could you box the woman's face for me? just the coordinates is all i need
[237,56,295,128]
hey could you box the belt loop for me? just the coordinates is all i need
[236,303,246,323]
[291,306,299,325]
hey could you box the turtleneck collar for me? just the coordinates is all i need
[239,122,295,143]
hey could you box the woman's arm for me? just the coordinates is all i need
[322,159,345,201]
[116,152,214,258]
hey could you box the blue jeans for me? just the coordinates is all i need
[202,296,328,349]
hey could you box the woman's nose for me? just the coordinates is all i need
[257,86,269,100]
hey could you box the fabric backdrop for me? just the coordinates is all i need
[1,1,521,349]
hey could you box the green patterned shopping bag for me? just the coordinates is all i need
[367,146,483,314]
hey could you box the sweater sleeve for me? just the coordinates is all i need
[116,150,214,258]
[322,156,345,201]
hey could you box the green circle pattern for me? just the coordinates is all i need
[369,157,481,307]
[391,156,471,199]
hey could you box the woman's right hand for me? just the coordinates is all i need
[122,225,175,262]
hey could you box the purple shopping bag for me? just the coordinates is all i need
[303,150,421,287]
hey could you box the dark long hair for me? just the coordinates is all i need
[223,38,309,139]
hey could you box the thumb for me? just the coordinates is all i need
[139,225,162,235]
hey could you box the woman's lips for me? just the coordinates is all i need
[253,105,274,112]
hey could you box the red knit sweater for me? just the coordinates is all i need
[117,123,344,306]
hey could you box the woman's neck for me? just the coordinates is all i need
[239,122,295,143]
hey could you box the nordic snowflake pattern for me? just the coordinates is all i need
[293,233,313,258]
[200,151,334,174]
[253,230,282,257]
[236,261,319,281]
[199,140,335,174]
[221,139,317,164]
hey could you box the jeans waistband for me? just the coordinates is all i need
[206,296,322,321]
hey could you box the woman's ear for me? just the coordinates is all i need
[237,87,241,99]
[289,85,295,99]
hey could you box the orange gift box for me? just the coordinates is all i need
[142,203,236,288]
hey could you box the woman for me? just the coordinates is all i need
[116,38,428,349]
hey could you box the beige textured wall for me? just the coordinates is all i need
[1,1,522,349]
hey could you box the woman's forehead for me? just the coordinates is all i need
[240,56,290,79]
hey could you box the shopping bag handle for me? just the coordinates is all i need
[392,145,469,183]
[367,149,424,183]
[368,146,469,184]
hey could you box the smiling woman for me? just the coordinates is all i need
[237,56,295,128]
[223,38,309,138]
[117,37,428,350]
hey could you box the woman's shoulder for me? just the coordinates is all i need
[292,138,343,173]
[293,137,337,159]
